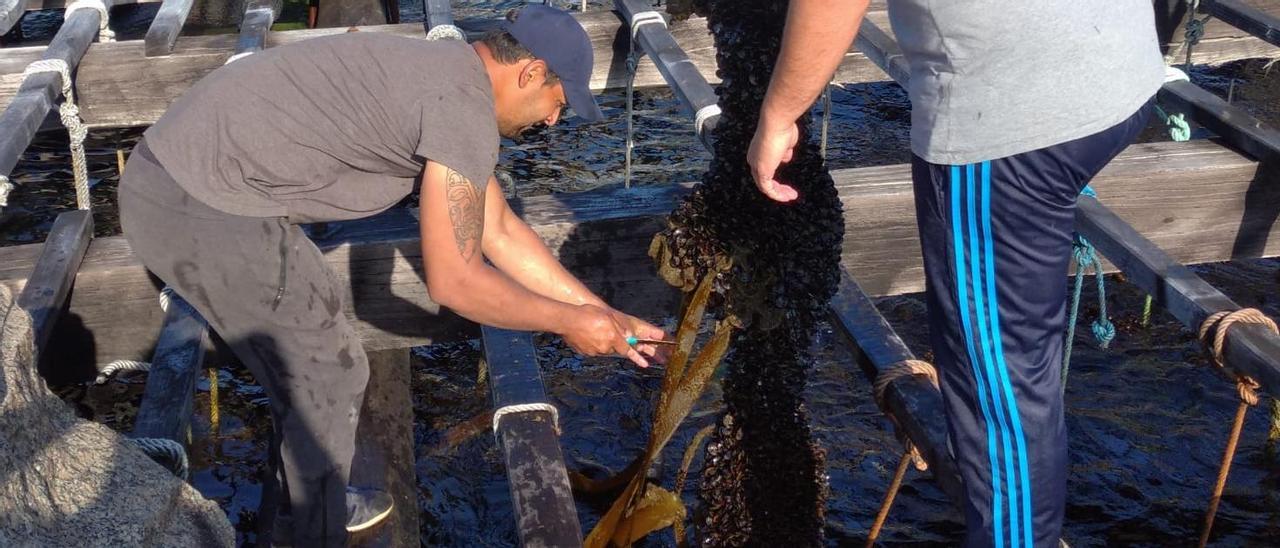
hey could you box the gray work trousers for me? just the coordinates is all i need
[119,138,369,546]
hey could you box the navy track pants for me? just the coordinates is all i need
[910,101,1151,547]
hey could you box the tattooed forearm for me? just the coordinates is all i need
[446,168,484,262]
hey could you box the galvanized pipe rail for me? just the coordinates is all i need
[615,0,965,504]
[857,17,1280,395]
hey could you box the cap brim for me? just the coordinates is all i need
[564,79,605,122]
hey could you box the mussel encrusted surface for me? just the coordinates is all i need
[648,0,845,545]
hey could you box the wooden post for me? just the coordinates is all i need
[232,0,278,58]
[143,0,196,57]
[615,0,720,146]
[14,209,92,356]
[0,5,101,180]
[1159,79,1280,166]
[422,0,453,29]
[130,291,208,444]
[828,271,966,508]
[1,0,24,37]
[350,348,420,547]
[1204,0,1280,48]
[483,327,583,548]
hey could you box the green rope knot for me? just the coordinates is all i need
[1063,186,1115,387]
[1154,104,1192,142]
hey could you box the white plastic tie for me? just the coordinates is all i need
[492,402,560,436]
[426,24,465,42]
[1165,65,1190,83]
[0,175,12,207]
[695,103,721,138]
[64,0,115,42]
[630,11,666,40]
[224,51,254,65]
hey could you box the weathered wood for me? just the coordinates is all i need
[828,270,964,507]
[0,140,1260,372]
[1076,196,1280,395]
[616,0,719,143]
[1160,0,1280,64]
[14,208,91,355]
[24,0,155,7]
[130,291,208,443]
[143,0,196,57]
[483,327,583,548]
[1159,78,1280,166]
[233,0,276,56]
[1,0,24,37]
[1205,0,1280,49]
[350,348,419,548]
[0,6,99,178]
[422,0,451,29]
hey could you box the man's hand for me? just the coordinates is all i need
[562,304,654,368]
[748,119,800,202]
[608,309,670,365]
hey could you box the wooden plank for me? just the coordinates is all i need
[1076,196,1280,395]
[1159,78,1280,165]
[1204,0,1280,49]
[829,270,964,507]
[483,327,583,548]
[143,0,196,57]
[1162,0,1280,64]
[616,0,719,142]
[129,291,208,443]
[350,348,419,548]
[0,141,1268,368]
[1,0,24,37]
[24,0,155,8]
[0,6,99,178]
[422,0,452,29]
[13,208,91,355]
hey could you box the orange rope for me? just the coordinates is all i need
[865,450,913,547]
[872,359,938,472]
[1194,308,1275,547]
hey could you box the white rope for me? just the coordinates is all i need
[133,437,189,480]
[22,59,91,210]
[492,402,560,436]
[158,285,176,312]
[95,359,151,384]
[64,0,115,42]
[224,51,254,65]
[629,11,665,40]
[695,103,721,139]
[1165,65,1190,83]
[425,24,465,42]
[0,175,12,207]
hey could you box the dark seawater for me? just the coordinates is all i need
[6,2,1280,546]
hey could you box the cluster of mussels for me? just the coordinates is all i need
[650,0,846,545]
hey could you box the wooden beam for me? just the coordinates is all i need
[350,348,420,547]
[130,291,208,443]
[422,0,452,29]
[0,6,99,178]
[24,0,155,8]
[828,270,964,507]
[143,0,195,57]
[616,0,719,144]
[233,0,277,57]
[1,0,25,37]
[1204,0,1280,48]
[14,208,91,355]
[1076,196,1280,395]
[0,141,1268,369]
[1159,78,1280,166]
[483,327,583,548]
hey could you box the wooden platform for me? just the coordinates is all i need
[0,139,1271,371]
[1,1,1278,128]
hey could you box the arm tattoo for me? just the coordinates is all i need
[446,168,484,262]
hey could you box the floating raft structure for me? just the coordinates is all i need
[3,0,1280,546]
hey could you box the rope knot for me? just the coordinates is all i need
[1091,318,1116,349]
[1185,18,1206,45]
[873,359,938,471]
[1197,308,1276,405]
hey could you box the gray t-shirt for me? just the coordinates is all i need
[145,33,498,223]
[887,0,1165,164]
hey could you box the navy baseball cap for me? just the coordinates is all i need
[502,5,605,122]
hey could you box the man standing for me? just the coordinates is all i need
[747,1,1164,545]
[119,5,665,545]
